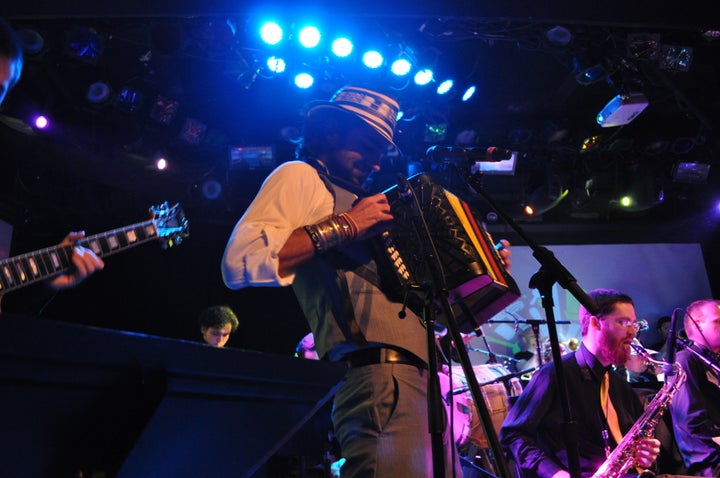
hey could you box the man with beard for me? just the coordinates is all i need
[500,288,661,478]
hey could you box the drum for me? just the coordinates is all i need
[438,367,473,448]
[449,363,522,450]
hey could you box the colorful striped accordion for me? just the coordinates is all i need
[379,173,520,331]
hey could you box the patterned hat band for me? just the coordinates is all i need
[307,86,400,146]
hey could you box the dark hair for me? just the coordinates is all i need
[198,305,239,332]
[578,288,634,336]
[0,18,24,90]
[656,315,671,329]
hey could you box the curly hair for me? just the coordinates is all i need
[198,305,239,332]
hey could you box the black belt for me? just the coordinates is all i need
[346,347,427,370]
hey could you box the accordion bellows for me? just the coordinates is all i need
[379,173,521,332]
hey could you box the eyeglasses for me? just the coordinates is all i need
[604,317,649,333]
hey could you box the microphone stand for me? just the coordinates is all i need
[465,171,598,478]
[487,318,572,369]
[398,174,512,478]
[676,337,720,374]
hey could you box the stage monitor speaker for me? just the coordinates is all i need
[0,315,347,478]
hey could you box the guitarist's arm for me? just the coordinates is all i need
[0,231,104,316]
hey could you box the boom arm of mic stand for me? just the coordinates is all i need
[676,338,720,374]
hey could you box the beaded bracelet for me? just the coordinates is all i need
[338,213,358,240]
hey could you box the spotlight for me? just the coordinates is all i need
[461,85,476,102]
[293,72,314,89]
[361,50,384,69]
[266,56,286,73]
[390,57,412,76]
[331,37,353,57]
[414,68,433,86]
[298,26,321,49]
[260,21,283,45]
[33,115,49,130]
[522,175,569,216]
[436,79,453,95]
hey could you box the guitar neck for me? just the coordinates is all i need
[0,219,158,295]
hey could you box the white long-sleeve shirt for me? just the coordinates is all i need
[221,160,333,289]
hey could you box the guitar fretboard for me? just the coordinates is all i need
[0,220,158,294]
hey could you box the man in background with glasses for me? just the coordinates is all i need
[500,288,661,478]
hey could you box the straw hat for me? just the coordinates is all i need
[306,85,400,147]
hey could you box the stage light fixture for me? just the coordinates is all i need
[361,50,384,69]
[259,21,283,45]
[298,26,321,49]
[86,81,112,105]
[414,68,433,86]
[522,174,569,216]
[573,58,607,85]
[17,28,45,55]
[672,162,710,183]
[659,45,693,72]
[64,25,104,63]
[150,96,180,125]
[331,37,353,58]
[612,172,664,212]
[179,117,207,145]
[390,57,412,76]
[114,86,143,113]
[462,85,476,102]
[436,79,453,95]
[266,56,286,73]
[201,179,223,200]
[626,32,661,60]
[293,72,314,88]
[32,115,49,130]
[545,25,573,47]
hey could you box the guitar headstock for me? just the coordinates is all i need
[150,202,190,249]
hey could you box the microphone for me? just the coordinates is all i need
[663,308,682,375]
[396,174,413,200]
[426,145,513,162]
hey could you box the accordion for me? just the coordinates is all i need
[378,173,520,332]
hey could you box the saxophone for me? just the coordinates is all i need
[591,340,686,478]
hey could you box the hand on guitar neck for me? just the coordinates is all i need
[46,231,105,291]
[0,231,104,314]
